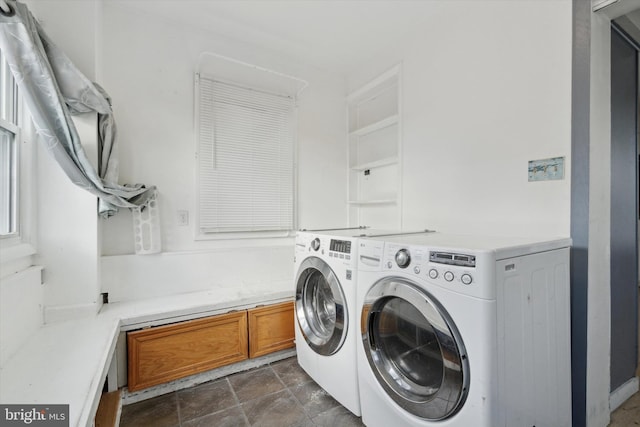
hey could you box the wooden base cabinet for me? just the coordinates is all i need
[127,311,248,392]
[126,301,295,392]
[248,302,295,358]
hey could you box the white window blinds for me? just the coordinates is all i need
[197,76,296,233]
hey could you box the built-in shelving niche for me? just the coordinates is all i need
[347,65,402,229]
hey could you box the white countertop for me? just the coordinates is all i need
[102,283,293,329]
[0,286,294,427]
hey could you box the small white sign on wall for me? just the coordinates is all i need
[528,156,565,182]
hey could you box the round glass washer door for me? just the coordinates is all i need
[295,257,348,356]
[361,277,469,421]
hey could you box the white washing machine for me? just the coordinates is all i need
[356,233,572,427]
[294,228,430,416]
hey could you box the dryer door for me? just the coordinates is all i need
[295,257,348,356]
[361,277,469,421]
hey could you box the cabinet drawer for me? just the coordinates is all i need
[248,301,295,358]
[127,311,248,391]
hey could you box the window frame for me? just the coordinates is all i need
[0,118,20,239]
[1,49,20,241]
[0,50,36,266]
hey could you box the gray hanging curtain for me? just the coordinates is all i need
[0,0,155,217]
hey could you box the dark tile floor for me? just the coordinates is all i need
[120,357,365,427]
[123,355,640,426]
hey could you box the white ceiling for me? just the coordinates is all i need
[107,0,436,75]
[111,0,640,76]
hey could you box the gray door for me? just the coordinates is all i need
[295,257,348,356]
[360,277,469,421]
[610,26,639,392]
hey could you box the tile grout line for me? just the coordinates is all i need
[225,376,243,408]
[225,364,298,426]
[272,363,319,426]
[225,376,251,426]
[176,377,248,427]
[272,360,365,426]
[173,392,183,427]
[126,357,342,427]
[270,359,322,425]
[249,361,306,424]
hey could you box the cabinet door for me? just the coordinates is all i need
[248,301,295,358]
[127,311,248,391]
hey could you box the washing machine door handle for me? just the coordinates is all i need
[365,309,378,349]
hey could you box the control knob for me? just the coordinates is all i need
[395,249,411,269]
[311,238,320,251]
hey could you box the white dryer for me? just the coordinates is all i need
[356,233,572,427]
[294,228,429,416]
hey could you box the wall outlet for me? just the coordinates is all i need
[177,210,189,226]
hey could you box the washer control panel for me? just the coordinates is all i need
[295,233,356,268]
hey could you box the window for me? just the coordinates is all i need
[0,48,35,262]
[0,49,18,237]
[196,75,296,235]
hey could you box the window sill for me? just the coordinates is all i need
[195,230,295,242]
[0,241,36,264]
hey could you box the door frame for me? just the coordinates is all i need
[609,21,639,396]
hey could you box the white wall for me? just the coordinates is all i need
[98,2,347,301]
[348,0,572,238]
[24,0,103,322]
[10,0,574,310]
[0,1,102,366]
[25,0,98,80]
[36,114,102,321]
[0,267,42,366]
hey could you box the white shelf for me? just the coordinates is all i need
[350,114,399,137]
[347,64,401,103]
[347,64,402,228]
[351,156,398,171]
[348,199,397,205]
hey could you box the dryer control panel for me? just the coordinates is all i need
[377,242,496,300]
[429,252,476,268]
